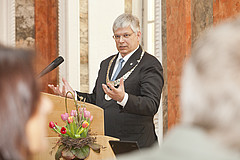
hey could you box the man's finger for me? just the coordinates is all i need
[48,84,53,89]
[63,77,70,88]
[107,82,116,92]
[62,77,74,91]
[62,85,66,95]
[62,77,68,85]
[119,77,124,88]
[48,84,58,93]
[102,84,114,96]
[56,85,60,92]
[102,84,109,93]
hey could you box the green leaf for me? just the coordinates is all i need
[55,145,65,160]
[81,129,88,138]
[77,127,84,135]
[73,119,78,132]
[88,143,101,153]
[55,125,61,132]
[65,127,74,138]
[69,123,75,136]
[75,134,81,138]
[71,145,90,159]
[62,149,75,159]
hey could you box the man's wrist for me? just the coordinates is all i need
[117,93,128,107]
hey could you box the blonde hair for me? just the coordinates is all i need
[112,13,140,33]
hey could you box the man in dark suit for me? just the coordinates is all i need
[49,13,164,148]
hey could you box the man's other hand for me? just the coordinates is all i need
[48,77,74,99]
[102,77,125,102]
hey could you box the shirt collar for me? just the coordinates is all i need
[117,45,139,63]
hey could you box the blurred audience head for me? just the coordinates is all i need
[0,45,52,160]
[181,17,240,151]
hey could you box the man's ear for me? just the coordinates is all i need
[137,31,141,41]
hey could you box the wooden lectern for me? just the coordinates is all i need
[33,93,118,160]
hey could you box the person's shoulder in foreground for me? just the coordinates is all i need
[117,125,240,160]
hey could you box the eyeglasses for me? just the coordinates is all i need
[113,32,135,40]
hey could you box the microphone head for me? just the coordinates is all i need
[53,56,64,65]
[37,56,64,78]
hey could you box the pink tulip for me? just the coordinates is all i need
[61,113,69,121]
[79,108,83,114]
[84,111,91,118]
[70,110,77,117]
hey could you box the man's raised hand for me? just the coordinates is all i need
[48,77,75,99]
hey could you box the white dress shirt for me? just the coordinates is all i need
[113,46,139,107]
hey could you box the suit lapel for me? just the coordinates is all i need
[116,46,143,79]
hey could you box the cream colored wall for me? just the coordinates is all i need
[132,0,143,33]
[88,0,124,91]
[58,0,81,91]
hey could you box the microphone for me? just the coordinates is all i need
[37,56,64,78]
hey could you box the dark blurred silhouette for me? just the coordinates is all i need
[0,45,52,160]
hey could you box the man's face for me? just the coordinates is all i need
[113,26,141,57]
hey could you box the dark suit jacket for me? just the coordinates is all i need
[77,46,164,148]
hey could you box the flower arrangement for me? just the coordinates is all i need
[49,91,100,160]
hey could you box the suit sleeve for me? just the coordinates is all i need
[123,60,164,116]
[76,89,96,104]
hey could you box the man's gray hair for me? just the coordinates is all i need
[181,17,240,151]
[112,13,140,33]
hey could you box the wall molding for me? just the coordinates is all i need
[8,0,15,46]
[58,0,81,90]
[155,0,163,145]
[0,0,15,46]
[58,0,68,87]
[155,0,162,63]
